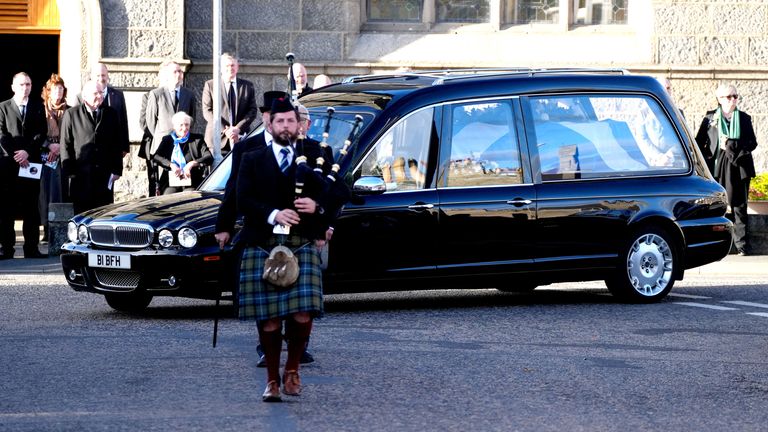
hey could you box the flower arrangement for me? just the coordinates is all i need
[749,172,768,201]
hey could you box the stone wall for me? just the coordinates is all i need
[91,0,768,204]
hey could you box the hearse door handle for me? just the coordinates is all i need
[408,203,435,210]
[506,199,533,207]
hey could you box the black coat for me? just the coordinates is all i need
[215,131,269,234]
[60,104,124,213]
[152,133,212,192]
[695,109,757,206]
[236,139,332,245]
[0,98,47,179]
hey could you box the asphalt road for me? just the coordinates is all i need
[1,271,768,432]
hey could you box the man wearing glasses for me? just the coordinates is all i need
[695,84,758,256]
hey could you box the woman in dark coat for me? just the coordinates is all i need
[39,73,70,241]
[695,83,757,255]
[153,111,212,195]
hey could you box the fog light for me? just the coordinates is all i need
[168,275,177,286]
[158,229,173,248]
[68,270,77,280]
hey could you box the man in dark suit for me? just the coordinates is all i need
[90,63,130,157]
[236,98,335,402]
[0,72,48,259]
[60,80,124,214]
[202,53,258,157]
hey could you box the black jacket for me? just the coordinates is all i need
[153,133,212,191]
[236,139,332,245]
[0,98,47,178]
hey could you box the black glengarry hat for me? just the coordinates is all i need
[260,90,289,113]
[270,96,296,115]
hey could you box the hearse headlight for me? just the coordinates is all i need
[67,221,78,242]
[77,224,89,243]
[178,227,197,248]
[158,229,174,248]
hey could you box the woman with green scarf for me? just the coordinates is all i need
[695,84,757,255]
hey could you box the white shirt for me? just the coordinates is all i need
[267,142,296,225]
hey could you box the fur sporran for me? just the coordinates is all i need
[262,245,300,288]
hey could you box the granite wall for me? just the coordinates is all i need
[88,0,768,203]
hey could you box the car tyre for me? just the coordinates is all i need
[606,226,676,303]
[104,292,152,312]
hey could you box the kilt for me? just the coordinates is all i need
[238,235,324,322]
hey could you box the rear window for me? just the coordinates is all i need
[525,94,689,181]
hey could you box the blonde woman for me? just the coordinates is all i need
[695,84,757,255]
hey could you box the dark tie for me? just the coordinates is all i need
[20,104,25,120]
[228,82,236,124]
[279,147,291,173]
[173,89,179,111]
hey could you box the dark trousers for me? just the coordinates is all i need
[0,176,41,256]
[732,203,749,251]
[146,158,158,197]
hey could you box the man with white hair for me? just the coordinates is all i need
[60,80,123,214]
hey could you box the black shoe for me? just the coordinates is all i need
[300,350,314,364]
[24,251,48,259]
[0,254,13,260]
[256,354,267,368]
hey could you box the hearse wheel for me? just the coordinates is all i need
[606,226,677,303]
[104,292,153,312]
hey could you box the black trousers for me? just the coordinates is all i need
[0,175,41,256]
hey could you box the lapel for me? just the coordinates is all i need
[219,79,233,123]
[163,89,174,113]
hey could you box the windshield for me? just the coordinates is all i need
[198,109,373,193]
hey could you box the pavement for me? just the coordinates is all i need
[0,222,764,277]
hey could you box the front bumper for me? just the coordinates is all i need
[60,243,236,300]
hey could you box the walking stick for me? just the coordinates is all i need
[212,292,221,347]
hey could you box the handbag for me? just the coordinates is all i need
[262,245,300,288]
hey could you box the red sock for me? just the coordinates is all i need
[285,319,312,372]
[258,326,283,383]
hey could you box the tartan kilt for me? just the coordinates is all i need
[238,239,324,322]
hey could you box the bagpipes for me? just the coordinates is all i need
[293,110,364,210]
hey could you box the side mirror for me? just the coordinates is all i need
[352,176,386,195]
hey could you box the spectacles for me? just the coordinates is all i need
[719,94,739,100]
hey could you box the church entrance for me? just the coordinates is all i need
[0,34,59,100]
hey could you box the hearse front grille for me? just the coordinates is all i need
[89,223,153,248]
[94,269,141,289]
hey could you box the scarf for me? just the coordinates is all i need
[716,106,740,140]
[171,131,189,170]
[45,99,67,143]
[711,107,741,173]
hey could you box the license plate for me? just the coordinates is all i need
[88,252,131,269]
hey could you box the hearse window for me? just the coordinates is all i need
[356,107,434,191]
[445,100,522,187]
[528,94,688,181]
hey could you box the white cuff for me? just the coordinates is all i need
[267,209,279,225]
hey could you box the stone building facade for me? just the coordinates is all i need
[45,0,768,200]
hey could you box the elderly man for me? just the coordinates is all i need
[90,63,129,156]
[0,72,48,259]
[289,63,312,98]
[60,80,123,214]
[202,53,258,156]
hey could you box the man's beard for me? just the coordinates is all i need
[273,129,298,147]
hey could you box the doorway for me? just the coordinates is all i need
[0,34,60,101]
